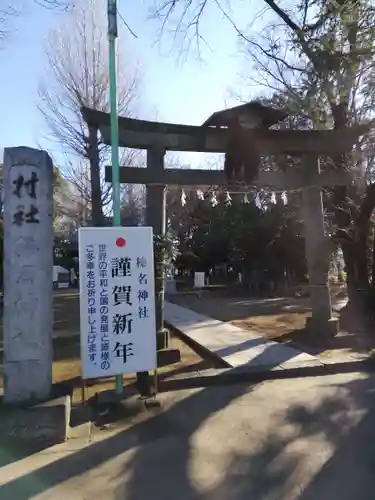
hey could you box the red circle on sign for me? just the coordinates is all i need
[116,237,126,247]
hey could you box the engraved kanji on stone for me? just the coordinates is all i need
[13,171,39,199]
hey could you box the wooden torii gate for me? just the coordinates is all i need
[82,106,366,379]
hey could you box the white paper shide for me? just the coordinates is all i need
[79,227,157,379]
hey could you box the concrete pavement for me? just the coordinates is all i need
[1,370,375,499]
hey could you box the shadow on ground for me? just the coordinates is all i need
[169,291,375,360]
[170,294,312,322]
[52,293,80,338]
[1,367,375,499]
[2,292,375,498]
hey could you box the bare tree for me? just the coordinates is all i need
[39,0,141,225]
[0,1,73,46]
[152,0,375,317]
[0,4,18,45]
[120,183,146,226]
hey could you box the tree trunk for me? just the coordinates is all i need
[332,103,372,294]
[330,104,375,317]
[339,184,375,320]
[87,125,104,226]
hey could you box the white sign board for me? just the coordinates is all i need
[78,227,157,379]
[194,272,205,288]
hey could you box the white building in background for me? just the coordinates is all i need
[53,265,70,288]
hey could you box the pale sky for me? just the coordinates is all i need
[0,0,267,166]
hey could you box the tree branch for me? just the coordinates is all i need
[39,0,141,224]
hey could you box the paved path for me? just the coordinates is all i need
[165,302,321,371]
[1,371,374,499]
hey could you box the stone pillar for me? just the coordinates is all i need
[134,147,167,397]
[3,147,53,403]
[146,147,167,350]
[301,155,338,337]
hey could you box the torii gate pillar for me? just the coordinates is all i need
[301,156,339,337]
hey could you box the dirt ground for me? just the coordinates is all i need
[0,291,218,399]
[170,293,312,338]
[168,289,375,361]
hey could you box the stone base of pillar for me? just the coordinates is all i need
[4,360,52,404]
[305,317,339,338]
[157,328,169,350]
[1,395,71,445]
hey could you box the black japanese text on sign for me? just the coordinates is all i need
[111,255,134,363]
[86,244,97,364]
[12,171,40,226]
[99,244,110,371]
[137,256,150,321]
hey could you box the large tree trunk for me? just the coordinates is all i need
[331,104,375,318]
[337,184,375,336]
[87,125,104,226]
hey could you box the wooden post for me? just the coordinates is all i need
[301,155,339,337]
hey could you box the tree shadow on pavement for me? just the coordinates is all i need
[122,374,375,500]
[1,370,375,500]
